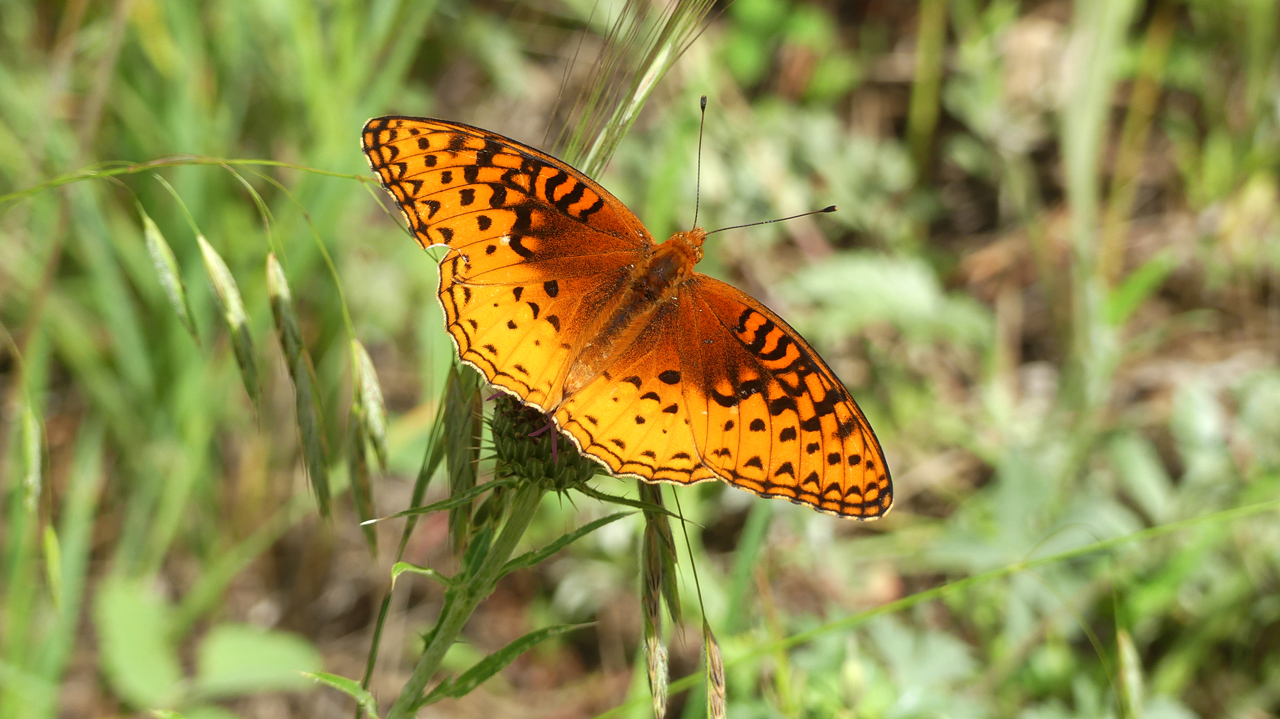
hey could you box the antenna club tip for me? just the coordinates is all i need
[823,205,837,213]
[700,95,707,109]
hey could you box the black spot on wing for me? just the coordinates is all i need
[509,235,534,259]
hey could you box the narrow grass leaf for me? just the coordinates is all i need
[1106,251,1178,326]
[1118,630,1144,717]
[502,511,633,575]
[198,236,259,409]
[21,403,42,512]
[573,485,681,519]
[42,526,62,613]
[365,479,514,523]
[353,340,390,471]
[397,402,447,557]
[444,366,482,549]
[349,404,378,552]
[460,525,494,576]
[306,672,379,717]
[267,254,331,514]
[362,405,451,706]
[703,622,726,719]
[420,624,589,705]
[390,562,455,589]
[139,210,198,342]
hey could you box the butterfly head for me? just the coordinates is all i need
[664,227,706,265]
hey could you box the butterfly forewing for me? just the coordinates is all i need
[362,117,653,252]
[363,116,651,411]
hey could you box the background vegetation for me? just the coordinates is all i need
[2,0,1279,717]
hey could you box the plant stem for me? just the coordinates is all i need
[385,483,543,719]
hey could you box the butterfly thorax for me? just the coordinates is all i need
[560,229,706,399]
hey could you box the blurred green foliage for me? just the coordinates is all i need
[3,0,1280,718]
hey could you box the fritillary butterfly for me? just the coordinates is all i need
[362,116,892,519]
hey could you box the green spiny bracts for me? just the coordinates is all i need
[490,396,599,493]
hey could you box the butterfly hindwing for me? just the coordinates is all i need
[553,303,719,485]
[677,277,893,519]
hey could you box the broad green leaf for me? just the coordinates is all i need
[140,210,198,341]
[502,511,632,575]
[198,236,259,408]
[419,624,587,705]
[306,672,379,717]
[194,624,321,698]
[94,576,183,709]
[1109,434,1174,523]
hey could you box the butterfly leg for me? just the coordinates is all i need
[527,419,560,464]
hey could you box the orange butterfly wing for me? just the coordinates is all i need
[551,301,721,485]
[362,117,650,409]
[362,115,893,520]
[677,277,892,519]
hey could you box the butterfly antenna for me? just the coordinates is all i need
[691,95,708,231]
[704,205,838,237]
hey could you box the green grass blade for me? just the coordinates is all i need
[306,672,379,718]
[365,479,515,523]
[348,403,378,552]
[444,366,482,550]
[502,511,633,575]
[419,623,589,706]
